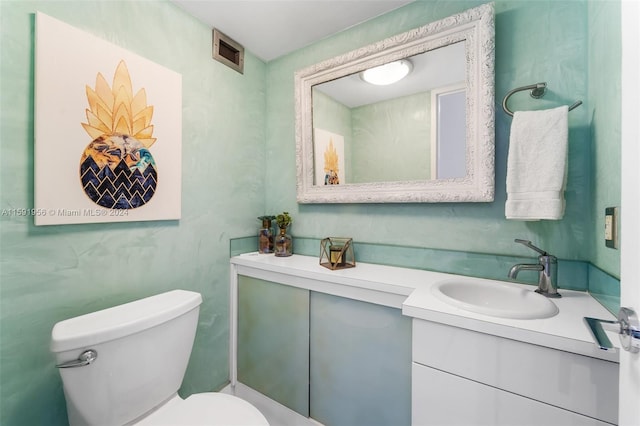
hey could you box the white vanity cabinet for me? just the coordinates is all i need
[230,254,620,426]
[411,319,619,426]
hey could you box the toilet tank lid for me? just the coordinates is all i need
[50,290,202,353]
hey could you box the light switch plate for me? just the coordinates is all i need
[605,207,618,249]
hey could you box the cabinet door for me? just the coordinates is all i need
[412,319,618,424]
[237,275,309,416]
[310,292,412,426]
[412,362,613,426]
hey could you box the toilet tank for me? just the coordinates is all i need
[50,290,202,426]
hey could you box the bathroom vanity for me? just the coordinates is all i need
[230,253,619,425]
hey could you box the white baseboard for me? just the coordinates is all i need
[221,382,323,426]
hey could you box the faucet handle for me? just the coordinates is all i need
[514,239,548,256]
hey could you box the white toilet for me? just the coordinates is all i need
[50,289,269,426]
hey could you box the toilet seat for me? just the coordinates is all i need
[135,393,269,425]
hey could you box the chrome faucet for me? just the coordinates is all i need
[508,239,560,298]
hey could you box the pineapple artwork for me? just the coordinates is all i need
[34,12,182,226]
[324,138,340,185]
[79,60,158,209]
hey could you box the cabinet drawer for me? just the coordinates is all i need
[412,319,618,424]
[412,362,613,426]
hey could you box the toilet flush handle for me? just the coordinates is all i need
[55,349,98,368]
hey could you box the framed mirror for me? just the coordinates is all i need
[295,3,495,203]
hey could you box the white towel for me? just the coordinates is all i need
[505,105,568,220]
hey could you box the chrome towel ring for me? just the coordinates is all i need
[502,82,582,116]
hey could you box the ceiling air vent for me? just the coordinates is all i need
[212,29,244,74]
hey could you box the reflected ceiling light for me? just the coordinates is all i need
[360,59,413,85]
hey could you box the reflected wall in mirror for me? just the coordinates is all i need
[295,3,495,203]
[312,42,466,184]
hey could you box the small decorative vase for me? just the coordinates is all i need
[274,227,293,257]
[258,218,274,254]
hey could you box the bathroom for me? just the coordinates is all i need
[1,0,638,425]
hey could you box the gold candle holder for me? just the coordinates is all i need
[320,237,355,270]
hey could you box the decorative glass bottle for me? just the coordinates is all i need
[257,216,274,254]
[274,226,293,257]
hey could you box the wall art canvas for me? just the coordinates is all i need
[34,12,182,225]
[314,128,345,186]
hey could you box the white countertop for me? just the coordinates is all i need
[231,253,619,363]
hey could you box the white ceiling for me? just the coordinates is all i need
[170,0,414,62]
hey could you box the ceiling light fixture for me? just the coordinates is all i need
[360,59,413,85]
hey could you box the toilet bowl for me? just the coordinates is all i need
[134,393,267,425]
[50,290,268,426]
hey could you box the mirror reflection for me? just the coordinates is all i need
[295,3,495,203]
[311,42,466,185]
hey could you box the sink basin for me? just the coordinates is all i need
[431,280,559,319]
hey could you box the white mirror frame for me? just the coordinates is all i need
[295,3,494,203]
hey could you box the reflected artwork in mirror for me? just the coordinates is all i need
[295,3,495,203]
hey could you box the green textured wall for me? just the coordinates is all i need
[351,92,432,183]
[0,1,266,425]
[588,1,621,278]
[265,0,592,263]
